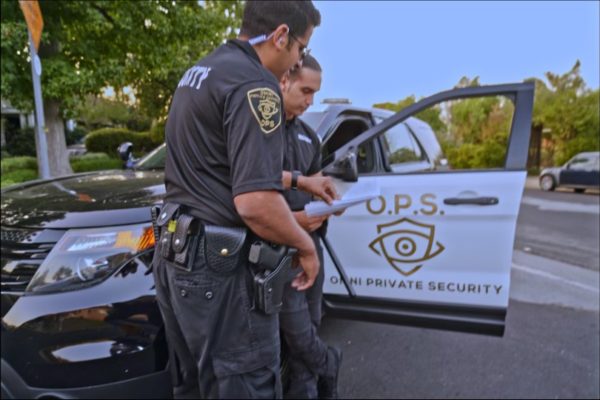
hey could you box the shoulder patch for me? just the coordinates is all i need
[247,87,282,135]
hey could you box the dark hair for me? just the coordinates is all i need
[289,54,321,80]
[241,1,321,38]
[301,54,321,72]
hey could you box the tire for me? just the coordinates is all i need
[574,188,585,193]
[539,175,556,191]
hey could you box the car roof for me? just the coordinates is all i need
[301,105,397,137]
[575,151,600,158]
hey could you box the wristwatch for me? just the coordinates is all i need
[291,170,301,191]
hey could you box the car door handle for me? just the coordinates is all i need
[443,197,499,206]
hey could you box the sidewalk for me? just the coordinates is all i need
[510,249,600,312]
[525,175,539,190]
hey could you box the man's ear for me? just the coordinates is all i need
[272,24,290,49]
[280,73,290,91]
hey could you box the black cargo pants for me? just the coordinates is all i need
[153,233,282,399]
[279,239,328,399]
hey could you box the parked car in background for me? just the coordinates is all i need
[1,83,534,398]
[539,151,600,193]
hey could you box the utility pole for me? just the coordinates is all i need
[19,0,50,178]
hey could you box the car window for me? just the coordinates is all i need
[135,143,166,170]
[568,156,597,171]
[376,120,427,172]
[375,95,515,172]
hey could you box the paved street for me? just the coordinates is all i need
[320,178,600,399]
[515,177,599,271]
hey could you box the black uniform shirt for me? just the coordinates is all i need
[282,117,321,212]
[164,39,285,227]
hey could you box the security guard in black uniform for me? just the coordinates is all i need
[151,2,334,398]
[279,56,342,399]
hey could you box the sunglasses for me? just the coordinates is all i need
[288,32,311,61]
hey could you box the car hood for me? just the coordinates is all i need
[1,170,165,229]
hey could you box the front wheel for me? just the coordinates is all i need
[539,175,556,191]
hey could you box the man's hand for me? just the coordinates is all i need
[291,246,320,291]
[298,175,339,205]
[294,210,328,232]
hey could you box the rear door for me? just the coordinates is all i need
[319,83,534,336]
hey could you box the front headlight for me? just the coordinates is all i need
[26,223,155,294]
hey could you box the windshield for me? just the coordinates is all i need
[132,118,321,170]
[132,115,328,170]
[135,143,166,170]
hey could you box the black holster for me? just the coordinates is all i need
[249,242,297,315]
[153,203,202,272]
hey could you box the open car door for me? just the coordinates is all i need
[319,82,534,336]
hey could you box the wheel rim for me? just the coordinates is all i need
[541,176,553,190]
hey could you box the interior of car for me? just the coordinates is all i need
[321,117,375,173]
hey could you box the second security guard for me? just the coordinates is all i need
[280,55,343,399]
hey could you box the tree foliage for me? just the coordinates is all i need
[1,0,241,116]
[75,95,152,132]
[529,61,599,165]
[374,95,446,134]
[1,0,242,175]
[373,64,599,169]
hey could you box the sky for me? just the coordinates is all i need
[307,1,599,110]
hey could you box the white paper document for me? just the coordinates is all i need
[304,178,380,217]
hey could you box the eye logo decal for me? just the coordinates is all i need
[369,218,445,276]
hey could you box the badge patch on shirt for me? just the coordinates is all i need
[247,88,282,135]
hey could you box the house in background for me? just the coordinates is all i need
[1,98,35,148]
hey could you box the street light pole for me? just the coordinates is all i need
[28,31,50,179]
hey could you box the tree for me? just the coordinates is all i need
[528,61,600,165]
[1,0,241,176]
[75,95,152,133]
[373,76,515,169]
[373,95,446,133]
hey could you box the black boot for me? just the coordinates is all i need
[317,346,342,399]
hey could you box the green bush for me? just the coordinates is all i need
[85,128,160,157]
[1,153,126,188]
[149,120,166,144]
[1,169,38,188]
[528,167,541,176]
[126,113,153,132]
[5,127,36,157]
[1,156,38,174]
[443,141,505,170]
[71,153,122,172]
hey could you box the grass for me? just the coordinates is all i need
[1,153,124,189]
[1,156,38,174]
[1,169,39,188]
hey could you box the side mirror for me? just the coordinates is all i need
[322,147,359,182]
[117,142,136,168]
